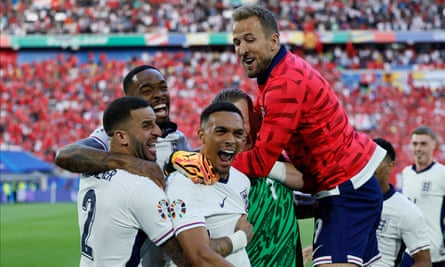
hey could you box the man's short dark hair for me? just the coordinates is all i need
[103,96,151,136]
[411,125,436,140]
[232,4,279,37]
[122,65,160,94]
[200,102,243,128]
[374,137,396,162]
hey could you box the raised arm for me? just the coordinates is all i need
[55,138,165,189]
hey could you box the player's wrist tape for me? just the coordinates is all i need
[228,230,247,253]
[268,161,286,183]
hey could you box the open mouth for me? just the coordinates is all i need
[243,57,255,67]
[153,103,168,117]
[218,150,235,164]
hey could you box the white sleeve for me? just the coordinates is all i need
[400,203,431,255]
[166,172,207,236]
[89,126,110,151]
[129,179,175,246]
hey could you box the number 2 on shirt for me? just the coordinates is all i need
[81,189,96,260]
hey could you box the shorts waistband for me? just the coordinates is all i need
[315,173,372,199]
[315,144,387,199]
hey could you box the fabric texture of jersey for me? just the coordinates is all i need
[246,177,302,267]
[371,185,430,267]
[88,125,190,267]
[166,167,251,267]
[312,177,382,266]
[89,126,190,170]
[232,46,385,194]
[77,169,174,267]
[402,161,445,263]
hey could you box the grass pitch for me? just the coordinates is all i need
[0,203,80,267]
[0,202,313,267]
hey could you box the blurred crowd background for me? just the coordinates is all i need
[1,0,444,186]
[2,0,444,34]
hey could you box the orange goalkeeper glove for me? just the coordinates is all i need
[164,151,219,185]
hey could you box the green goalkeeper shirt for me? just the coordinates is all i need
[247,178,303,267]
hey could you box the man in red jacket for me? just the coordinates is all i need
[231,4,386,267]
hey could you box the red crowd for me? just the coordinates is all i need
[1,49,444,184]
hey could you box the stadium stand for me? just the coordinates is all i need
[2,0,444,34]
[1,0,444,187]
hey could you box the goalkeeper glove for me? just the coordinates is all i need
[164,151,219,185]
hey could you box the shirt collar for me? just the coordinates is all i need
[257,45,288,85]
[383,184,396,201]
[411,161,436,173]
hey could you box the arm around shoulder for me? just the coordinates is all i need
[55,138,165,188]
[55,137,111,173]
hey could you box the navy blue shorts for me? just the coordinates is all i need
[312,176,383,266]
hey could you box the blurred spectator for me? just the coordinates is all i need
[1,0,444,35]
[1,47,444,186]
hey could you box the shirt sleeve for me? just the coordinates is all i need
[129,179,175,246]
[88,126,110,151]
[233,78,306,177]
[166,172,207,236]
[401,203,431,255]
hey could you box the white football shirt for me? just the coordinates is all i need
[166,167,251,266]
[402,162,445,263]
[78,169,174,266]
[88,126,190,267]
[372,185,430,267]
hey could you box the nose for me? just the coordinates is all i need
[224,133,238,146]
[153,123,162,137]
[155,90,169,102]
[236,42,248,57]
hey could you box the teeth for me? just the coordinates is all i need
[222,150,234,154]
[154,103,166,109]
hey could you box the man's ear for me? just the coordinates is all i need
[270,32,280,52]
[389,161,395,169]
[433,139,438,150]
[114,130,128,145]
[197,129,205,145]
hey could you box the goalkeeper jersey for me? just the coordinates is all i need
[232,46,385,194]
[246,178,302,267]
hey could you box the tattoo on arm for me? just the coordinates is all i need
[55,137,165,186]
[162,238,190,267]
[55,138,112,173]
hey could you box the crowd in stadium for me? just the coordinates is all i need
[1,0,444,184]
[1,47,444,181]
[2,0,444,35]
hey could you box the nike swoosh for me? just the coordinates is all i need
[219,197,228,208]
